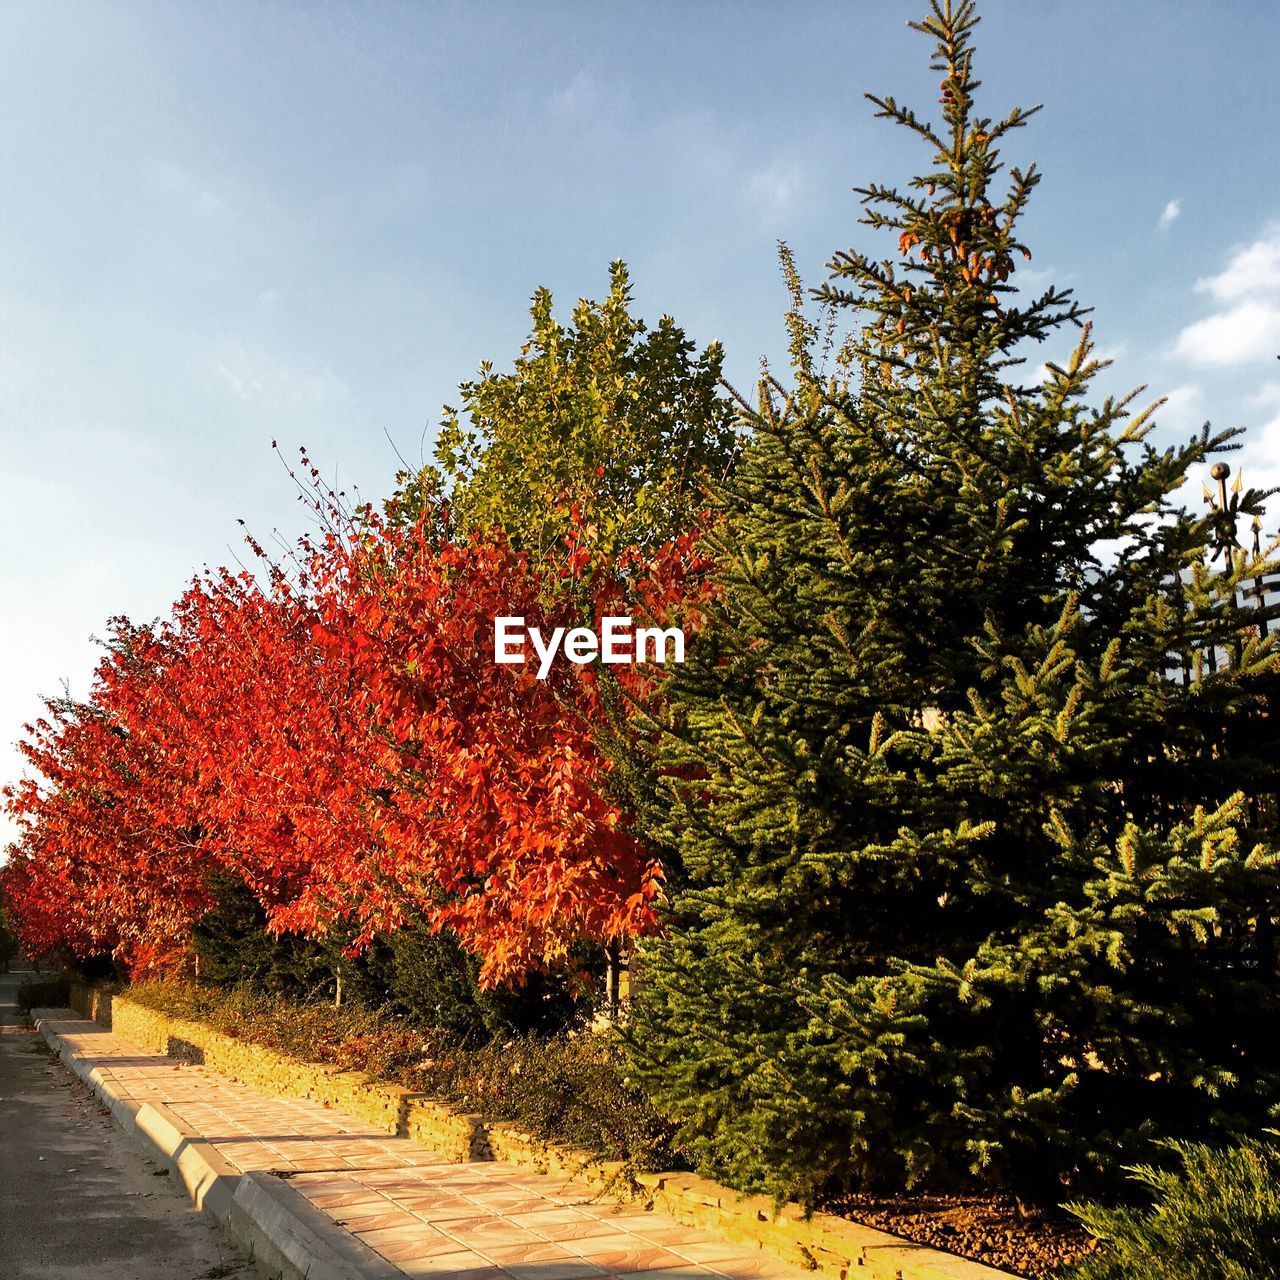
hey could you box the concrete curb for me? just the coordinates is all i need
[135,1099,242,1221]
[231,1172,409,1280]
[46,996,1023,1280]
[33,1011,408,1280]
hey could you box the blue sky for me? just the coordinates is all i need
[3,1,1279,846]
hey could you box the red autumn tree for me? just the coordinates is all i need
[4,271,730,987]
[2,492,712,986]
[156,561,381,935]
[1,621,212,972]
[299,507,710,982]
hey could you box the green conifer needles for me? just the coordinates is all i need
[623,0,1280,1208]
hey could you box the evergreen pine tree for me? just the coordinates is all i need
[625,0,1280,1207]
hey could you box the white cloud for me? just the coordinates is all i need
[1157,199,1181,231]
[201,341,351,410]
[149,163,238,222]
[1237,406,1280,519]
[1173,298,1280,366]
[1094,341,1129,364]
[1155,382,1204,430]
[1230,381,1280,537]
[745,163,806,225]
[1016,264,1059,292]
[1194,222,1280,302]
[547,71,608,121]
[1172,224,1280,368]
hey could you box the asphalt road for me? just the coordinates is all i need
[0,969,254,1280]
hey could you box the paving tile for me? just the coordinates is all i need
[362,1168,439,1186]
[355,1222,438,1249]
[575,1207,662,1225]
[705,1263,795,1280]
[511,1207,605,1231]
[338,1209,423,1233]
[398,1194,482,1216]
[630,1268,725,1280]
[477,1241,583,1267]
[512,1216,622,1244]
[375,1234,470,1264]
[670,1242,758,1265]
[442,1222,549,1249]
[393,1252,501,1279]
[45,1017,813,1280]
[567,1242,690,1272]
[504,1264,607,1280]
[291,1174,373,1192]
[625,1224,714,1246]
[543,1185,612,1206]
[307,1189,394,1210]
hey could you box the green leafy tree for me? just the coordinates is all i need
[624,0,1280,1208]
[396,260,736,563]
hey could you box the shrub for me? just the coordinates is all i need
[193,875,595,1041]
[405,1031,679,1169]
[1062,1138,1280,1280]
[125,979,679,1171]
[193,872,362,999]
[384,927,598,1043]
[127,980,431,1079]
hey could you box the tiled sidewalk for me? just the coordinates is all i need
[40,1017,805,1280]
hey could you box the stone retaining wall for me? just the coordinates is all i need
[487,1121,632,1200]
[71,983,487,1161]
[69,980,117,1027]
[68,982,1014,1280]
